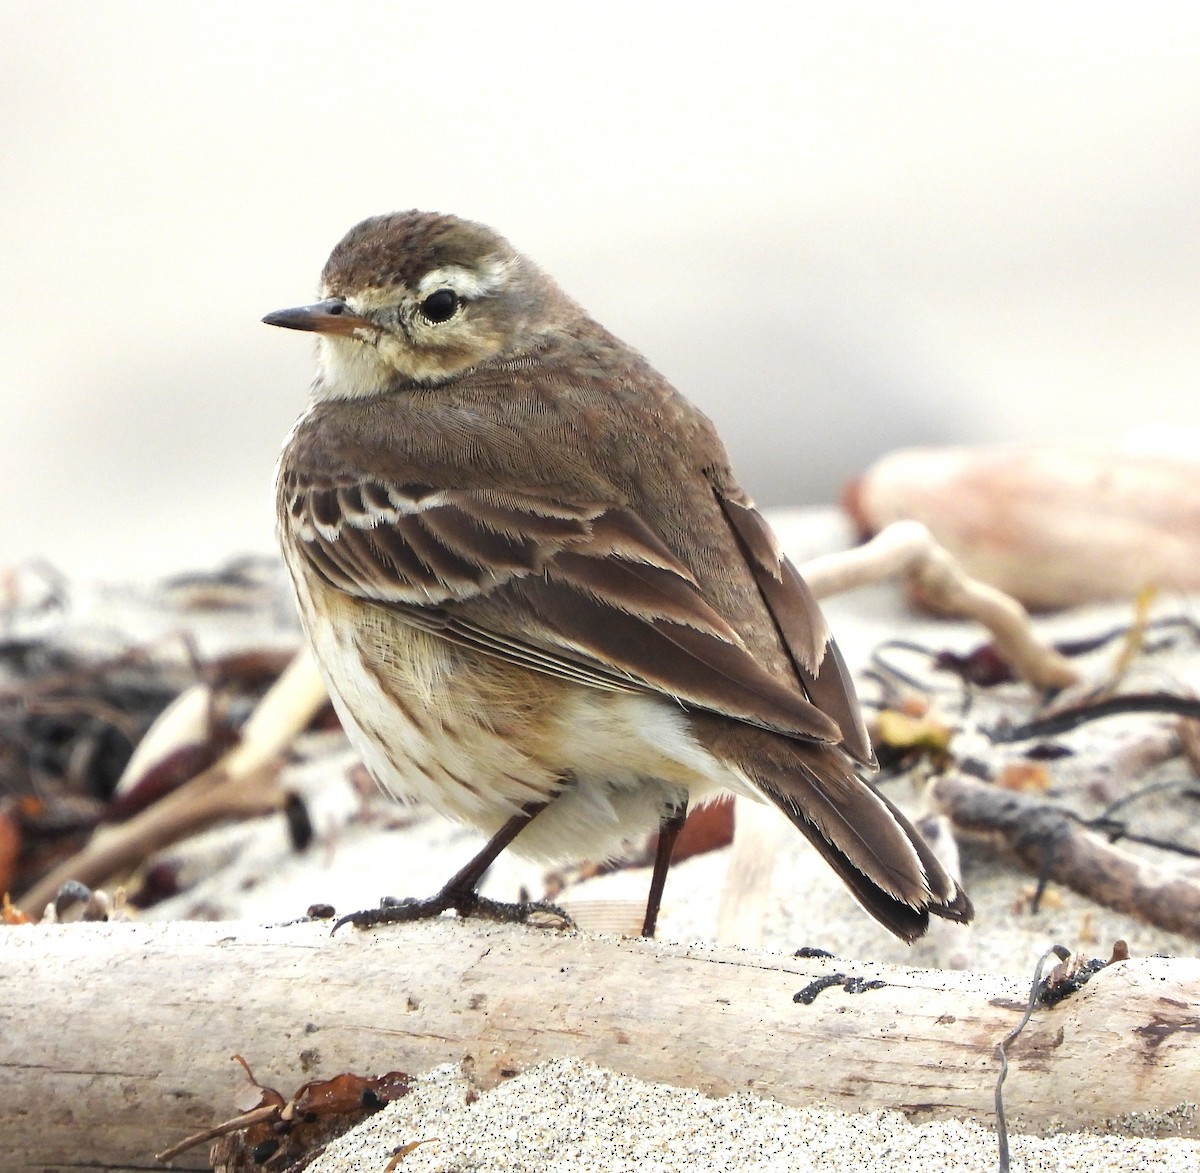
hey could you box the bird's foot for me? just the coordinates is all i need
[468,893,575,930]
[332,885,574,933]
[331,892,453,932]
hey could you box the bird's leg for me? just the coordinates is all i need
[333,799,574,932]
[641,798,689,938]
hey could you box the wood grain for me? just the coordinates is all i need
[2,919,1197,1169]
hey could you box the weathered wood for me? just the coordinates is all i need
[715,795,785,947]
[801,519,1079,689]
[934,771,1200,938]
[2,920,1197,1170]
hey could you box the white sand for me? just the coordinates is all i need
[311,1058,1200,1173]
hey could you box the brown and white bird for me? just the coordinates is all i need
[265,211,971,941]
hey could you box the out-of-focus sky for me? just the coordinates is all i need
[3,3,1198,581]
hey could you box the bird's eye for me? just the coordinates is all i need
[419,289,459,323]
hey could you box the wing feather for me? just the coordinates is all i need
[718,493,875,766]
[284,473,844,744]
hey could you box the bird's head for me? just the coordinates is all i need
[264,211,565,398]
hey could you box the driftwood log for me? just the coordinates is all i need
[3,919,1198,1170]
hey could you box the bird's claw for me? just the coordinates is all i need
[330,891,574,934]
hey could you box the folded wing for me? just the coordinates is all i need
[280,471,850,746]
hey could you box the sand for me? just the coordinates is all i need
[309,1058,1200,1173]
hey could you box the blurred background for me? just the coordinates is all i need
[3,2,1198,582]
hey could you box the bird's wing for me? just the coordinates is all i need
[281,473,845,744]
[716,492,875,766]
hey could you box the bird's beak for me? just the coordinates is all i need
[262,298,375,337]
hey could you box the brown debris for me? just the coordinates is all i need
[156,1054,412,1170]
[994,762,1052,793]
[1,891,31,925]
[11,646,328,919]
[1179,716,1200,778]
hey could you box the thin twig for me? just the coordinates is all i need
[995,944,1071,1172]
[989,693,1200,743]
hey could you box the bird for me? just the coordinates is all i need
[264,210,971,941]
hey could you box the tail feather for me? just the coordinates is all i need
[693,717,971,942]
[775,748,972,941]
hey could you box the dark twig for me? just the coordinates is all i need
[1065,781,1200,862]
[988,693,1200,744]
[1052,615,1200,659]
[870,640,951,694]
[870,639,980,720]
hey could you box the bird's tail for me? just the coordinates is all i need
[695,718,972,942]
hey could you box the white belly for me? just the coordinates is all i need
[290,568,750,862]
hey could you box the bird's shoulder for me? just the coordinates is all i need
[284,321,723,494]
